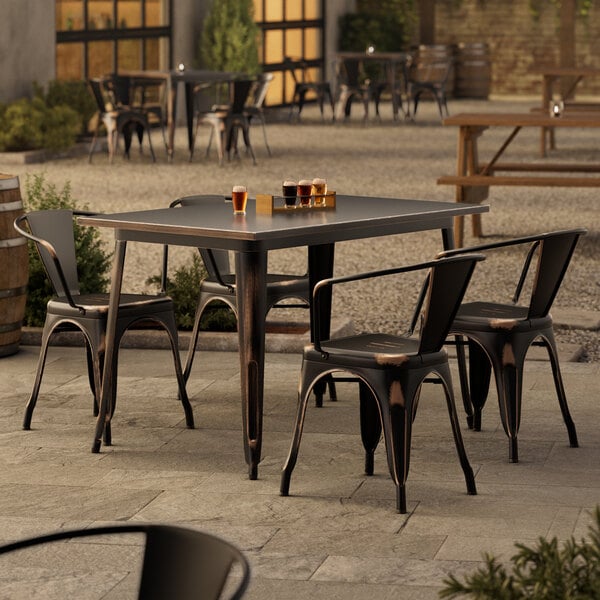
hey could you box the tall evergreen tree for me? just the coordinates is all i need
[199,0,260,75]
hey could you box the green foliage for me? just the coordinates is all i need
[339,0,417,52]
[439,506,600,599]
[0,96,80,152]
[529,0,595,21]
[198,0,260,75]
[23,174,111,327]
[147,254,237,332]
[37,80,97,137]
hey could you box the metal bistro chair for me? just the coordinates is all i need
[280,254,484,513]
[0,524,250,600]
[335,58,373,121]
[88,77,156,163]
[14,209,194,447]
[163,196,335,409]
[283,57,335,121]
[439,228,587,463]
[191,79,256,165]
[406,50,453,120]
[244,72,274,156]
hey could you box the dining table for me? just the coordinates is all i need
[78,194,488,479]
[117,68,242,160]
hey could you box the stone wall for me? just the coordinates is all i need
[434,0,600,98]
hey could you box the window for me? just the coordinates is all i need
[56,0,171,80]
[254,0,325,106]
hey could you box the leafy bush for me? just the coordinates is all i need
[0,96,80,152]
[198,0,260,75]
[23,174,111,327]
[440,506,600,599]
[147,253,237,332]
[37,80,97,137]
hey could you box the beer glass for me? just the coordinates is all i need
[282,180,297,208]
[298,179,313,207]
[312,178,327,206]
[232,185,248,214]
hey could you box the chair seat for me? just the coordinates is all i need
[454,301,551,332]
[202,273,308,296]
[48,293,173,318]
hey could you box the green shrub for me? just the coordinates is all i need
[198,0,260,75]
[0,96,80,152]
[440,506,600,599]
[147,253,237,332]
[37,80,97,137]
[23,174,111,327]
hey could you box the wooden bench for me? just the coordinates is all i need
[437,174,600,187]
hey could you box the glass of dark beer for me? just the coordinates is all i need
[298,179,313,207]
[282,180,297,208]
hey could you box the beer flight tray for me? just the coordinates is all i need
[256,191,336,215]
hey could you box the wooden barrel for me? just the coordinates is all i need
[0,174,29,357]
[454,42,492,99]
[411,44,455,96]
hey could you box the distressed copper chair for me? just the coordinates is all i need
[280,254,484,513]
[244,72,274,156]
[283,57,335,121]
[439,228,586,462]
[14,210,194,446]
[0,524,250,599]
[88,77,156,163]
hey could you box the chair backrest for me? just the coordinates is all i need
[283,56,301,84]
[169,196,232,277]
[409,49,453,85]
[14,209,80,298]
[251,72,274,109]
[338,58,364,88]
[229,79,255,114]
[526,229,586,318]
[0,524,251,600]
[106,73,132,106]
[418,254,483,354]
[89,78,108,113]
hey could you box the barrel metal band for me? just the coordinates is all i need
[0,176,19,191]
[0,237,27,248]
[0,200,24,212]
[0,320,22,333]
[0,285,27,299]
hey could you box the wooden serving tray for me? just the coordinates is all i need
[256,191,336,214]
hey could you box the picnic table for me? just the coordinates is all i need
[437,111,600,246]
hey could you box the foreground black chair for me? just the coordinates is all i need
[440,228,586,463]
[280,254,484,513]
[88,77,156,163]
[0,524,250,599]
[283,57,335,121]
[14,210,194,446]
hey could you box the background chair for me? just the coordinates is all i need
[440,228,586,463]
[334,58,373,121]
[14,209,194,447]
[191,79,256,165]
[244,72,274,156]
[88,77,156,163]
[406,49,453,120]
[283,57,335,121]
[280,254,484,513]
[0,523,250,600]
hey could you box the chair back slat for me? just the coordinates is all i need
[528,229,585,318]
[251,73,274,108]
[24,210,80,298]
[88,78,108,113]
[419,255,480,353]
[229,79,254,114]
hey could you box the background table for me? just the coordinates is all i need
[79,194,488,477]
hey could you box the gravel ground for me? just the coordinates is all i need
[7,97,599,360]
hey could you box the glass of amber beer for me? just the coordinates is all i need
[282,180,297,208]
[312,177,327,206]
[232,185,248,214]
[298,179,313,207]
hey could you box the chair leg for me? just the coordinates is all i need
[23,325,54,430]
[439,366,477,497]
[259,117,272,156]
[359,382,381,476]
[240,122,256,165]
[455,335,474,428]
[544,333,579,448]
[467,340,492,431]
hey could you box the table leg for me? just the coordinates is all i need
[167,79,177,162]
[235,251,267,480]
[184,82,195,154]
[92,238,127,453]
